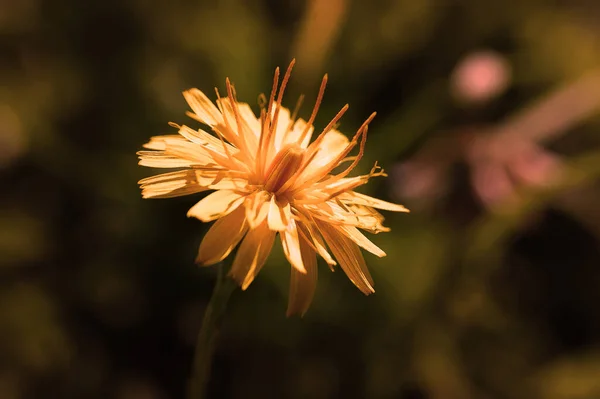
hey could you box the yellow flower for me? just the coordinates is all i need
[138,60,409,316]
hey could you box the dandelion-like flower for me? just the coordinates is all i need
[138,61,409,315]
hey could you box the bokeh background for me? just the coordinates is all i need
[2,0,600,398]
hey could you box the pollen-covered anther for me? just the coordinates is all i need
[264,145,305,193]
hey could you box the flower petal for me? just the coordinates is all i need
[187,190,245,222]
[305,201,389,233]
[178,125,236,154]
[307,129,349,170]
[215,97,259,152]
[177,125,245,170]
[229,220,275,290]
[236,102,261,135]
[281,219,306,273]
[340,191,410,212]
[196,205,248,266]
[139,169,248,199]
[317,222,375,294]
[244,191,271,229]
[286,235,317,317]
[296,217,336,267]
[285,118,314,149]
[271,105,291,152]
[142,135,181,150]
[339,225,386,257]
[137,151,195,168]
[267,197,291,231]
[141,134,217,165]
[139,170,208,199]
[183,89,222,126]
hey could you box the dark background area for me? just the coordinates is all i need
[2,0,600,398]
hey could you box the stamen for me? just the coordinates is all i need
[213,88,225,115]
[297,74,328,145]
[258,93,267,109]
[334,125,369,180]
[265,60,296,154]
[226,78,252,154]
[330,112,377,175]
[292,112,377,193]
[257,67,280,175]
[290,104,350,184]
[211,88,239,164]
[288,94,305,132]
[265,68,280,128]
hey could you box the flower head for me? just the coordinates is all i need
[138,60,409,316]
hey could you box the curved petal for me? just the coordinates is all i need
[307,129,349,170]
[196,206,248,266]
[140,170,248,199]
[340,191,410,212]
[236,102,261,136]
[286,234,318,317]
[339,225,386,257]
[183,89,222,126]
[267,196,291,231]
[187,190,245,222]
[281,219,306,273]
[271,105,291,152]
[244,191,270,229]
[139,170,209,199]
[285,118,314,149]
[296,216,336,267]
[317,221,375,294]
[138,151,195,168]
[229,220,275,290]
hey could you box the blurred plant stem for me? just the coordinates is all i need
[188,263,236,399]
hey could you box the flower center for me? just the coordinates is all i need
[263,145,305,194]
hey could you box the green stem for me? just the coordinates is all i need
[188,263,236,399]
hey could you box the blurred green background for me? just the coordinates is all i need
[2,0,600,398]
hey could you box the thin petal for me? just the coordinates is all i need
[236,102,262,135]
[286,235,317,317]
[139,170,208,199]
[340,191,410,212]
[178,125,236,154]
[137,151,195,168]
[285,118,314,149]
[183,89,222,126]
[317,222,375,294]
[339,225,386,257]
[142,135,181,150]
[281,219,306,273]
[289,129,353,192]
[142,183,209,199]
[229,220,276,290]
[215,97,258,151]
[267,197,291,231]
[177,125,243,170]
[245,191,270,229]
[305,201,389,233]
[141,135,217,165]
[310,129,350,169]
[139,169,248,199]
[296,216,336,267]
[187,190,245,222]
[196,206,248,266]
[271,105,291,152]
